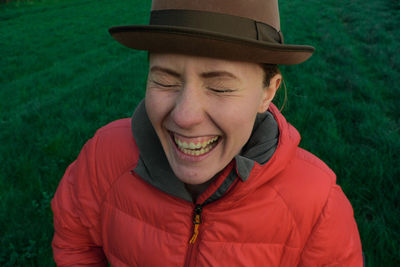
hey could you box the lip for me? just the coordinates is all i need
[169,131,220,162]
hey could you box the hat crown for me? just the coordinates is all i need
[152,0,281,31]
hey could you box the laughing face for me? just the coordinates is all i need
[145,54,280,185]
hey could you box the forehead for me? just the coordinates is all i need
[148,53,264,80]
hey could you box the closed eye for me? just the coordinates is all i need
[152,80,180,88]
[208,88,236,93]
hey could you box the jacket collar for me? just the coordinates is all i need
[131,100,279,203]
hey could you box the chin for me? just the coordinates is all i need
[173,167,214,185]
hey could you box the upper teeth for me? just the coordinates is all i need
[174,136,218,150]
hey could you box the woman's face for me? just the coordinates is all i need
[145,53,280,185]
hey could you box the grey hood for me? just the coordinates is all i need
[131,100,279,203]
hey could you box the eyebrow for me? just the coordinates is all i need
[149,66,239,80]
[150,66,181,78]
[201,71,239,80]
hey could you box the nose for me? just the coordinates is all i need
[170,84,205,130]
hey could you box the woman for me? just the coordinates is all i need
[52,0,363,266]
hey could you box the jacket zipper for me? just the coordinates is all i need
[184,204,203,267]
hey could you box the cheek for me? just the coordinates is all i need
[230,108,257,137]
[212,94,262,124]
[210,98,259,142]
[145,87,163,107]
[145,90,166,131]
[145,89,174,124]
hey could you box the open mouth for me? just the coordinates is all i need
[172,133,220,157]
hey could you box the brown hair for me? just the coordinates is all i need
[261,64,280,87]
[260,64,287,111]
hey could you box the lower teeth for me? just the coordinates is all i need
[179,141,218,156]
[182,146,212,156]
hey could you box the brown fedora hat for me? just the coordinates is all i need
[109,0,315,65]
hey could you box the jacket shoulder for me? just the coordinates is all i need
[295,148,336,182]
[51,118,139,265]
[268,148,337,240]
[95,118,132,136]
[94,118,137,151]
[270,147,336,202]
[92,118,139,180]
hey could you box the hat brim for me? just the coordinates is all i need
[109,25,314,65]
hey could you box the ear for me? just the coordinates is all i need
[258,73,282,113]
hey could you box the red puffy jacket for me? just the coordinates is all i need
[52,103,363,266]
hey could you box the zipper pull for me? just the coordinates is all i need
[189,204,203,244]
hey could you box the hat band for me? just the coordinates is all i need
[150,9,284,44]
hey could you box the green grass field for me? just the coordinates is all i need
[1,0,399,265]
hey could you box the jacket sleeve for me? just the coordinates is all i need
[51,136,108,266]
[299,185,363,267]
